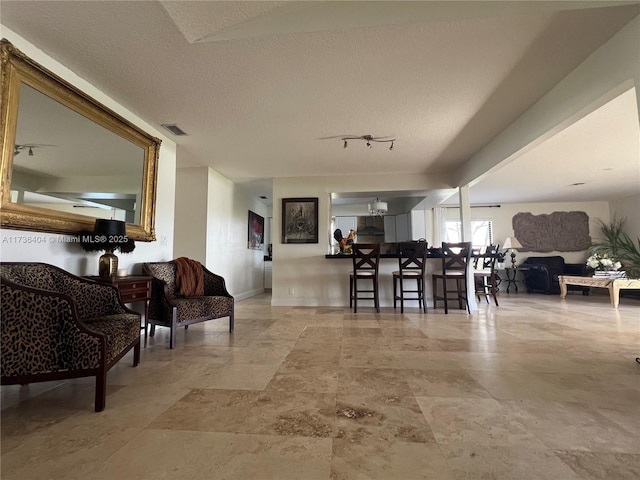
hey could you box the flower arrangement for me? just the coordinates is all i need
[586,253,622,271]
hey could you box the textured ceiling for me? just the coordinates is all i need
[2,1,639,206]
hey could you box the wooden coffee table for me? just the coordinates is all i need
[559,275,640,308]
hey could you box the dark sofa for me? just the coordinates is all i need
[521,256,589,295]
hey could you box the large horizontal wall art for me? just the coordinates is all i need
[513,211,591,252]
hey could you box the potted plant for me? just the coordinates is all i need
[588,216,640,279]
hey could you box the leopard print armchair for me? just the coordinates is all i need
[0,262,141,412]
[143,261,234,349]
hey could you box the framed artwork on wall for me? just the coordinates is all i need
[248,210,264,250]
[282,197,318,244]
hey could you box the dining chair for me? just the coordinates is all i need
[432,241,472,314]
[393,241,428,313]
[474,244,500,306]
[350,243,381,313]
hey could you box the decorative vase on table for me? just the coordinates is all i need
[98,248,119,278]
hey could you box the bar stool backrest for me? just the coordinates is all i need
[479,244,500,270]
[352,243,381,275]
[441,241,472,274]
[397,241,428,276]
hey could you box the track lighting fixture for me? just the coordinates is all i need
[13,143,53,156]
[341,134,396,150]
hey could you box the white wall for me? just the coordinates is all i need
[609,193,640,240]
[207,168,268,300]
[411,209,429,240]
[0,27,176,275]
[174,167,209,263]
[173,166,268,300]
[271,172,454,307]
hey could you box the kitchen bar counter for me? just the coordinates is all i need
[272,253,477,310]
[317,252,481,312]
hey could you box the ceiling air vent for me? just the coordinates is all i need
[161,124,188,136]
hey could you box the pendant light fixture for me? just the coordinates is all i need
[368,197,388,216]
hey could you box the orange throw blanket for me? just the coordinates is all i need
[172,257,204,297]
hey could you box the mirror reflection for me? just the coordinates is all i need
[331,192,434,254]
[0,39,160,241]
[13,84,145,224]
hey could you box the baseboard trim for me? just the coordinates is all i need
[234,288,265,301]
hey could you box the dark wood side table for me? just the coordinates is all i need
[499,267,530,293]
[85,275,152,330]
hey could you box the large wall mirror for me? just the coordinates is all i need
[0,39,161,241]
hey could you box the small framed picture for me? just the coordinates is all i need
[248,210,264,250]
[282,197,318,244]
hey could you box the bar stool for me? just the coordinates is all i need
[393,241,428,313]
[350,243,380,313]
[432,241,472,314]
[474,244,500,306]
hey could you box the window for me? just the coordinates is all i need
[445,220,493,248]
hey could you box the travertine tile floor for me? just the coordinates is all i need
[2,292,639,479]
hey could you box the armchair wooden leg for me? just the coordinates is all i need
[95,370,107,412]
[133,340,140,367]
[229,314,234,333]
[169,308,178,349]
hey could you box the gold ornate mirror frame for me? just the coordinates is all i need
[0,39,160,241]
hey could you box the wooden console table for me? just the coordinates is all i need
[559,275,640,308]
